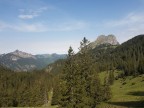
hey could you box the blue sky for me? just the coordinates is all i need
[0,0,144,54]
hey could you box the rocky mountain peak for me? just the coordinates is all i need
[89,34,119,49]
[10,50,35,58]
[96,34,119,45]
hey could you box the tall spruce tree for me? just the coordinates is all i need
[58,46,76,108]
[76,37,104,107]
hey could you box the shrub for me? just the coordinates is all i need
[131,82,135,85]
[122,82,127,85]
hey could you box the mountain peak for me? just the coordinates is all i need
[14,49,20,53]
[96,34,119,45]
[10,50,35,58]
[89,34,119,49]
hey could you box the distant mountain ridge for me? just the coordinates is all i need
[0,50,66,71]
[10,50,35,59]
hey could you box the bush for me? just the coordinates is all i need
[131,82,135,85]
[122,82,127,85]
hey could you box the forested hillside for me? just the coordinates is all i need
[0,66,53,107]
[51,35,144,108]
[93,35,144,76]
[112,35,144,75]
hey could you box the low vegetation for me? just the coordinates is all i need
[98,71,144,108]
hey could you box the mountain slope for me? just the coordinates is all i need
[110,35,144,75]
[88,35,144,76]
[47,35,144,77]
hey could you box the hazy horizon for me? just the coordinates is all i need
[0,35,141,55]
[0,0,144,54]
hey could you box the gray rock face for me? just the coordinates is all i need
[89,34,119,49]
[11,50,35,59]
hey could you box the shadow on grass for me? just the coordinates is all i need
[107,101,144,108]
[107,91,144,108]
[127,91,144,96]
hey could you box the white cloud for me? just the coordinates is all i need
[51,21,88,31]
[0,20,88,32]
[18,7,48,19]
[13,23,48,32]
[104,12,144,43]
[0,21,13,31]
[18,14,38,19]
[106,13,144,27]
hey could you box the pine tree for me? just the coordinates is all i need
[74,37,103,107]
[58,46,76,108]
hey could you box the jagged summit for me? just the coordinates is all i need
[10,50,35,58]
[89,34,119,49]
[96,35,119,45]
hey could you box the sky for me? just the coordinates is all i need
[0,0,144,54]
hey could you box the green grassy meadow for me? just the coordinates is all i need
[98,71,144,108]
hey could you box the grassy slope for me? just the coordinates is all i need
[98,71,144,108]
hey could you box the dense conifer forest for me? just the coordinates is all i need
[0,66,53,107]
[92,35,144,76]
